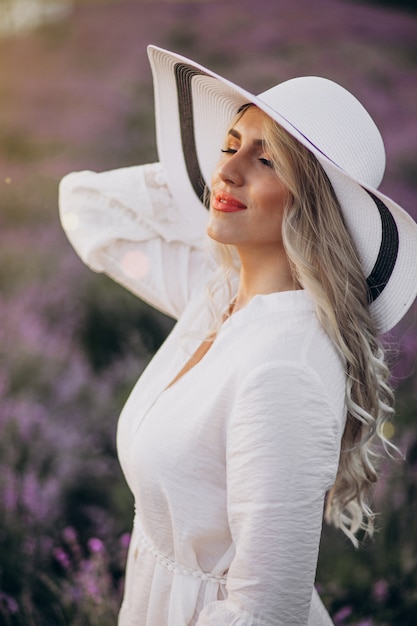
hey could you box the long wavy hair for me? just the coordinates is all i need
[207,105,396,546]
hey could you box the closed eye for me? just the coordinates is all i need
[259,158,273,168]
[221,148,273,169]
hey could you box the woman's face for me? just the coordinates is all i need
[208,106,289,254]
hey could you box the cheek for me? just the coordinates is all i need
[255,191,287,238]
[259,187,287,218]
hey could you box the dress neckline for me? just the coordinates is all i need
[164,290,314,393]
[222,289,314,329]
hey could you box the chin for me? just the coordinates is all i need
[207,225,233,245]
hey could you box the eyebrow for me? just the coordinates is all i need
[228,128,265,147]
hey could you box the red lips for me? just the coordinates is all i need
[212,191,247,212]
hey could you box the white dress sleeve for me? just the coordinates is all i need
[197,362,340,626]
[59,162,210,319]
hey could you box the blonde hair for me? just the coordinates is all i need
[208,106,396,546]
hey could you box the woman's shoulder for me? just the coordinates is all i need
[231,290,330,358]
[232,291,346,397]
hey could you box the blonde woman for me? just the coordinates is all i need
[59,46,417,626]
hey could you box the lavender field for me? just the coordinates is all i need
[0,0,416,624]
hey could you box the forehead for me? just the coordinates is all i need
[230,106,270,139]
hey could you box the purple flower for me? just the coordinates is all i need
[372,579,389,603]
[0,592,19,614]
[88,537,104,554]
[119,532,131,550]
[333,605,353,624]
[85,580,101,602]
[62,526,78,544]
[53,547,71,570]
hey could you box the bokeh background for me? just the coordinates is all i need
[0,0,416,624]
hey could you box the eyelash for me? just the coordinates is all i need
[260,158,273,168]
[220,149,273,168]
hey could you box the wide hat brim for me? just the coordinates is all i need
[148,45,417,334]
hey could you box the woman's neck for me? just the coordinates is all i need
[233,246,297,314]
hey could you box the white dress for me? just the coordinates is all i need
[59,162,347,626]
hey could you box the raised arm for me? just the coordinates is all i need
[59,162,210,319]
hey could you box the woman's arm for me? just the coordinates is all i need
[59,162,210,319]
[197,361,341,626]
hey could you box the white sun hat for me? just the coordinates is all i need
[147,45,417,334]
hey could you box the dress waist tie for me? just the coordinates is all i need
[133,517,231,586]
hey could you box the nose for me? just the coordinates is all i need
[217,153,244,187]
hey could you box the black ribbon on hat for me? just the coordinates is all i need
[175,63,208,204]
[174,62,399,303]
[363,190,399,303]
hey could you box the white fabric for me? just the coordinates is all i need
[59,162,346,626]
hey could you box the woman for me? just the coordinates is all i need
[59,46,417,625]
